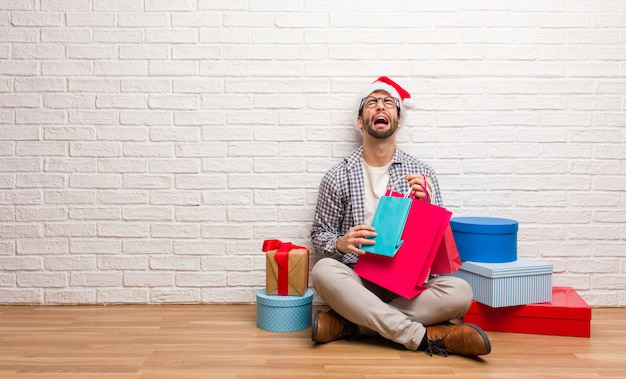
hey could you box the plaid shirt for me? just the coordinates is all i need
[311,146,443,267]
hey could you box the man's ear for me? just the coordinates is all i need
[357,116,363,130]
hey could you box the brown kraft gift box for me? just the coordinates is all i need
[262,239,309,296]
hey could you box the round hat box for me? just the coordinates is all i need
[450,217,519,263]
[256,289,313,332]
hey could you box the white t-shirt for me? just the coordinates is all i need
[362,159,392,225]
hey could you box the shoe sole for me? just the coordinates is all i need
[311,310,321,342]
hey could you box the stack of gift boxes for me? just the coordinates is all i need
[450,217,592,338]
[256,240,313,333]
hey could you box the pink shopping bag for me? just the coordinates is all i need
[354,188,452,299]
[430,225,462,275]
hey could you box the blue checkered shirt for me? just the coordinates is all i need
[311,146,443,267]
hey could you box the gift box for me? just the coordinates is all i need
[452,258,553,307]
[450,217,518,263]
[463,286,591,337]
[263,240,309,296]
[256,289,313,332]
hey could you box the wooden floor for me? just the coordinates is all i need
[0,305,625,379]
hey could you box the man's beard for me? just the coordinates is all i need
[361,117,399,139]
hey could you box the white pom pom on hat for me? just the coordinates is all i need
[356,76,415,127]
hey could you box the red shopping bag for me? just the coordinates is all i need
[354,189,452,299]
[430,225,462,275]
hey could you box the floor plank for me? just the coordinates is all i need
[0,305,625,378]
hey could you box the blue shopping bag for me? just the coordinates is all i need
[361,179,412,257]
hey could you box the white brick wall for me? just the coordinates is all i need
[0,1,624,306]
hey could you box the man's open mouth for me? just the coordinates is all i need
[373,115,389,126]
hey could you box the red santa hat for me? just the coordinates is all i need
[356,76,415,125]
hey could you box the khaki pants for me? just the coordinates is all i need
[312,257,473,351]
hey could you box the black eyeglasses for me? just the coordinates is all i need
[360,96,400,110]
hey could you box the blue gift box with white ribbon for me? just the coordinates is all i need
[450,217,519,263]
[452,258,553,308]
[256,289,313,332]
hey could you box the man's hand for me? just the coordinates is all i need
[405,174,432,201]
[336,225,377,255]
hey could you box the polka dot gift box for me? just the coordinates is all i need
[256,289,313,333]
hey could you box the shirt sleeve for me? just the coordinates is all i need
[310,170,345,261]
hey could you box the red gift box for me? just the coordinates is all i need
[463,286,591,338]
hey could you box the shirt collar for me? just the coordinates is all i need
[345,146,403,171]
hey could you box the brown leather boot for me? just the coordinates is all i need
[311,310,359,344]
[425,323,491,357]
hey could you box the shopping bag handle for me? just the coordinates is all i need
[388,174,430,202]
[388,176,412,198]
